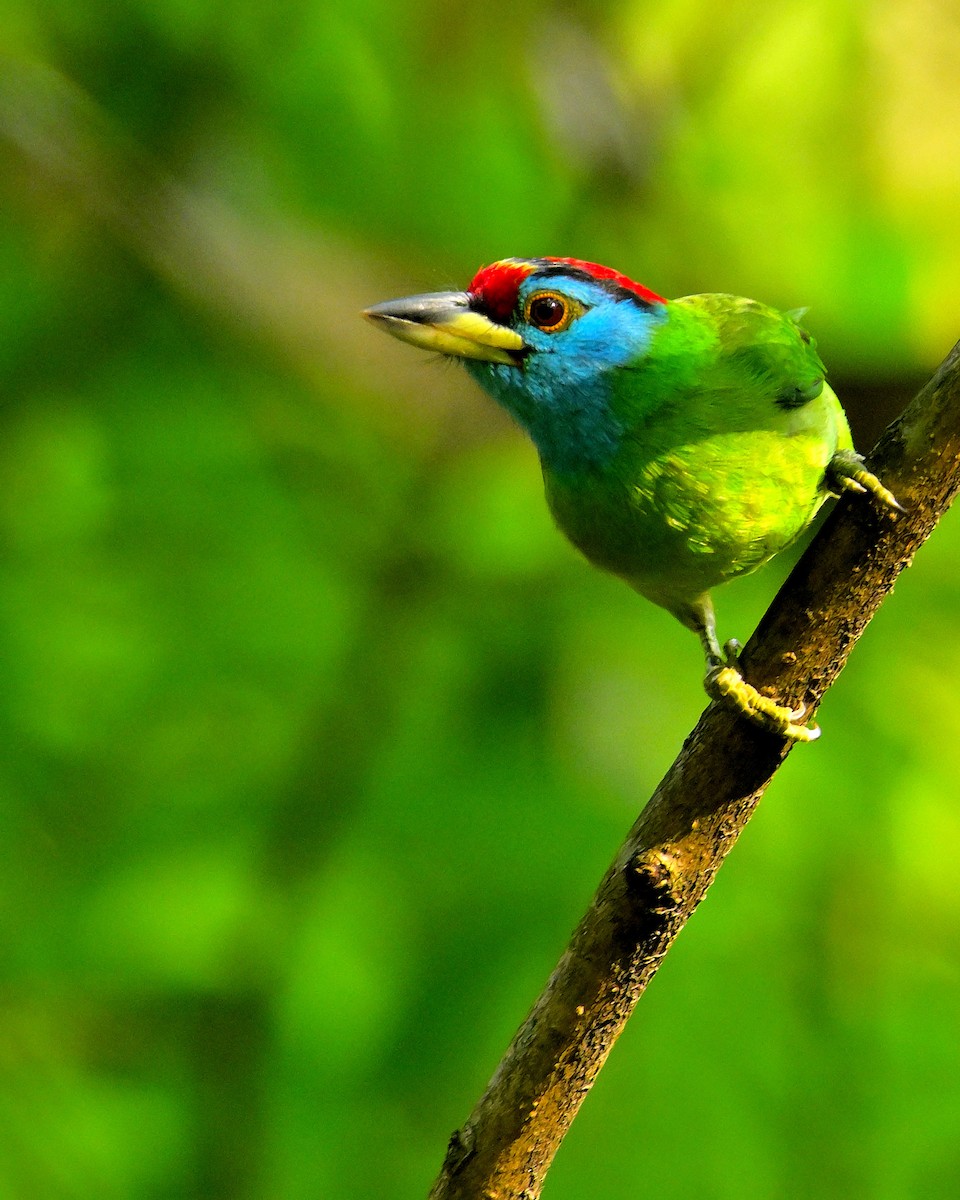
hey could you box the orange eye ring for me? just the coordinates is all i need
[524,290,579,333]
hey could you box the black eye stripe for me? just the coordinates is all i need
[531,265,658,308]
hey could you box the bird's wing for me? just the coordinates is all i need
[674,293,827,413]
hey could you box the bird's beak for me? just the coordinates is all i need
[363,291,526,366]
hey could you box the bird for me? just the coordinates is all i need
[364,257,900,741]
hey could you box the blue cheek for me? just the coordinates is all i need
[548,304,662,367]
[464,300,665,473]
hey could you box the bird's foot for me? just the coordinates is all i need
[827,449,904,513]
[704,640,821,742]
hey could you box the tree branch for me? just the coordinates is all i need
[428,340,960,1200]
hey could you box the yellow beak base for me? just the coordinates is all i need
[363,292,525,366]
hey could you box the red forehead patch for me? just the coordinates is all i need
[467,260,538,322]
[468,257,665,320]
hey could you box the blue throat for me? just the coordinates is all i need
[466,357,623,474]
[465,278,666,475]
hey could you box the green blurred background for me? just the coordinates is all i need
[1,2,959,1197]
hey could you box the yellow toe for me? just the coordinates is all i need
[705,664,820,742]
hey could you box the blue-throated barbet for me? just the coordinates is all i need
[364,257,900,740]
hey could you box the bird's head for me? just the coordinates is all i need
[364,258,668,472]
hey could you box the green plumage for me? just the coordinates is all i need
[544,295,853,629]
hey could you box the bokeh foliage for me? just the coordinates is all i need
[2,1,960,1197]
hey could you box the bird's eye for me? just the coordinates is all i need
[525,291,577,333]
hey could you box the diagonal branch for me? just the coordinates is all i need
[428,339,960,1200]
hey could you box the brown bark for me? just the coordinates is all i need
[428,339,960,1200]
